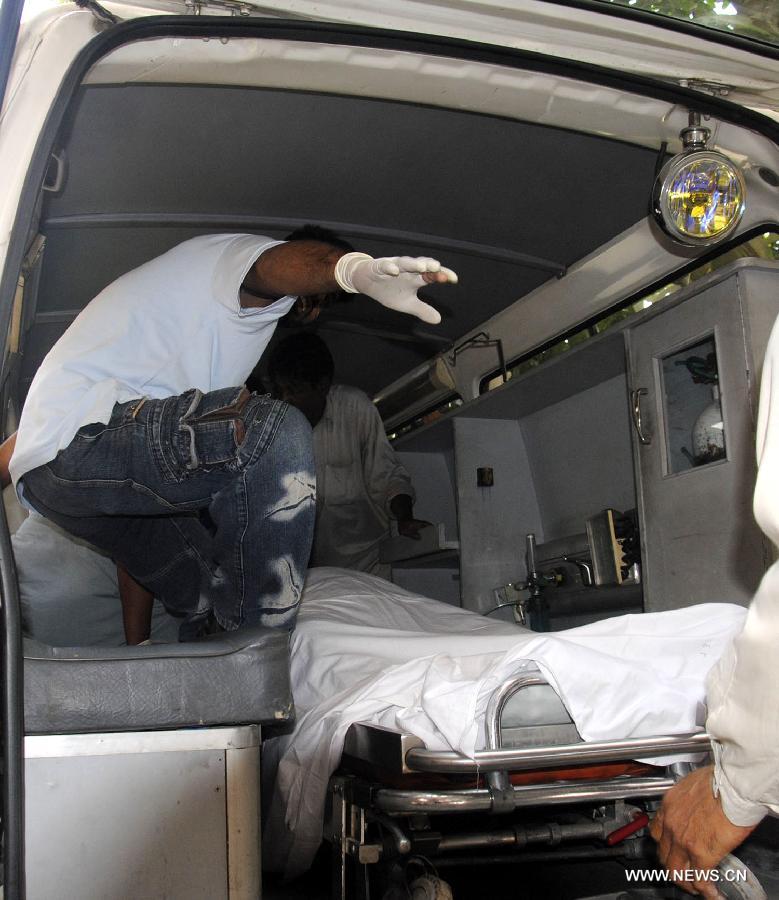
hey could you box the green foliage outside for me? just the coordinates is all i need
[501,232,779,383]
[595,0,779,46]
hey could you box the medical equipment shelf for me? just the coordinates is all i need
[390,260,779,620]
[389,301,640,617]
[392,330,627,454]
[379,522,459,568]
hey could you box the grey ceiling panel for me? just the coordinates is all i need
[38,84,659,394]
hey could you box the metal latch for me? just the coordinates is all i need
[678,79,732,99]
[184,0,257,15]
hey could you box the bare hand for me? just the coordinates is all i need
[397,518,431,540]
[649,765,758,897]
[421,269,456,285]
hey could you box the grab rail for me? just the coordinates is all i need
[404,732,711,774]
[0,489,26,899]
[375,775,677,816]
[484,673,550,751]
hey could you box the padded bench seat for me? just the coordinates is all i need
[23,626,293,734]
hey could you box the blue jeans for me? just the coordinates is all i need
[22,386,316,634]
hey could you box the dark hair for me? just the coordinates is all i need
[284,224,354,254]
[267,332,334,391]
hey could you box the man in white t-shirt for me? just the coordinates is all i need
[264,332,428,578]
[10,232,456,637]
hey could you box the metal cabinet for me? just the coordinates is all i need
[25,726,262,900]
[388,259,778,621]
[627,260,777,611]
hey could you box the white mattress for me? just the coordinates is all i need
[262,567,746,878]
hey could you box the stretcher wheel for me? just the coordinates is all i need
[409,875,454,900]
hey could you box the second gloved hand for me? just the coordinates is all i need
[334,253,457,325]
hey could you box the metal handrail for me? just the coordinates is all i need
[375,775,677,816]
[404,732,711,774]
[483,672,552,799]
[0,491,26,899]
[484,673,551,751]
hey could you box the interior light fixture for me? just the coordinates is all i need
[652,111,746,247]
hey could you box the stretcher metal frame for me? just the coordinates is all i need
[325,673,710,900]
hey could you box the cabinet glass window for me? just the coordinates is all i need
[660,336,725,473]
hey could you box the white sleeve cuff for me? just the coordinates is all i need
[712,745,771,827]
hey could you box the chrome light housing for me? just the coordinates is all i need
[652,113,746,247]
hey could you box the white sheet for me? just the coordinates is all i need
[262,568,747,878]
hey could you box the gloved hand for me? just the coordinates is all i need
[334,253,457,325]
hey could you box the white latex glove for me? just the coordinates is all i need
[334,252,457,325]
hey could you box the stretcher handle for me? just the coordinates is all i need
[405,732,712,774]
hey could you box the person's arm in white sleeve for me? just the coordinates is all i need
[355,392,429,539]
[705,314,779,824]
[242,241,456,324]
[650,317,779,897]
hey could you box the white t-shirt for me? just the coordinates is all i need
[10,233,295,489]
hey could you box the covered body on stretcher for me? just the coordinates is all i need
[261,568,748,894]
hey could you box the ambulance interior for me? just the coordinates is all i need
[2,9,779,900]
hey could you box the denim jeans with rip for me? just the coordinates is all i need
[22,386,316,635]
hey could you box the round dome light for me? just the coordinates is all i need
[653,150,746,246]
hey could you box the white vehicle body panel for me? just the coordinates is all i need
[94,0,779,112]
[0,9,99,276]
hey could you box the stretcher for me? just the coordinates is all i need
[261,569,756,898]
[326,669,711,900]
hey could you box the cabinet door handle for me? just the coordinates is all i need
[631,388,651,445]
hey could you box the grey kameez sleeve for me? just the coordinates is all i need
[357,391,415,515]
